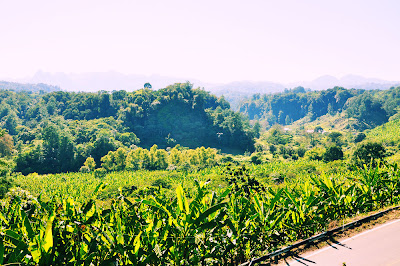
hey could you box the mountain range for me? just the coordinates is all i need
[3,71,399,96]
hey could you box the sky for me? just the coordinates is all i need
[0,0,399,83]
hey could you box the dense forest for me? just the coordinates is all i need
[0,82,255,174]
[239,86,400,130]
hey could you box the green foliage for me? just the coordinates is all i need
[304,147,325,161]
[345,93,388,129]
[323,145,344,162]
[0,132,13,157]
[238,86,400,132]
[93,168,107,179]
[1,83,255,175]
[239,87,361,126]
[264,125,292,145]
[354,132,366,143]
[101,147,127,172]
[3,163,400,264]
[83,157,96,171]
[151,178,172,189]
[366,118,400,147]
[328,131,343,145]
[250,152,263,165]
[0,177,12,198]
[353,141,386,167]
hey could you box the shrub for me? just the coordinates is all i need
[353,141,386,167]
[323,146,344,162]
[354,133,366,143]
[0,177,13,198]
[304,147,325,161]
[250,153,262,165]
[83,156,96,171]
[79,165,91,173]
[94,167,107,178]
[297,147,306,157]
[151,178,172,189]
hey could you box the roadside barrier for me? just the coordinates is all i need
[240,205,400,266]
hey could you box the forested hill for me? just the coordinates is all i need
[238,86,400,129]
[0,81,60,93]
[0,82,255,174]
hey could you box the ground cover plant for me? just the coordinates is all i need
[1,160,400,265]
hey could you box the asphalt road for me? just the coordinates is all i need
[278,219,400,266]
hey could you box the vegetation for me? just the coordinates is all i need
[0,83,400,264]
[2,162,400,265]
[0,82,255,174]
[239,86,400,130]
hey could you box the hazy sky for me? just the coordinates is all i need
[1,0,399,83]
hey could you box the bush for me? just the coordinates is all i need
[354,133,366,143]
[304,147,325,161]
[250,153,262,165]
[151,178,172,189]
[353,141,386,167]
[297,147,306,157]
[83,157,96,171]
[269,144,277,154]
[254,143,264,152]
[79,165,91,173]
[94,168,107,178]
[0,177,13,198]
[323,146,344,162]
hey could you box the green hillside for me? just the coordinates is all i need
[238,86,400,131]
[0,82,255,174]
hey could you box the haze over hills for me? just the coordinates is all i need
[292,74,400,91]
[5,71,399,95]
[0,80,60,93]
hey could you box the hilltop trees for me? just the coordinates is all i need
[353,142,386,167]
[238,86,400,130]
[2,82,255,174]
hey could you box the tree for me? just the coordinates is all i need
[265,125,292,145]
[169,147,182,166]
[91,135,116,167]
[101,147,127,172]
[314,126,323,133]
[323,145,343,162]
[42,124,61,172]
[144,83,152,89]
[42,124,76,173]
[83,157,96,171]
[4,112,18,135]
[328,132,343,146]
[354,133,366,143]
[0,133,13,157]
[353,141,386,167]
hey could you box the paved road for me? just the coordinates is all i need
[278,219,400,266]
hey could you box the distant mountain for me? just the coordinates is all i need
[24,71,202,92]
[293,74,400,91]
[11,71,400,99]
[0,80,60,93]
[206,81,286,110]
[209,81,284,94]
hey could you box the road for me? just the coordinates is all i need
[278,219,400,266]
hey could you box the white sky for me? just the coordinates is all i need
[0,0,399,83]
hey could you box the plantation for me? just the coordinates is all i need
[1,161,400,265]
